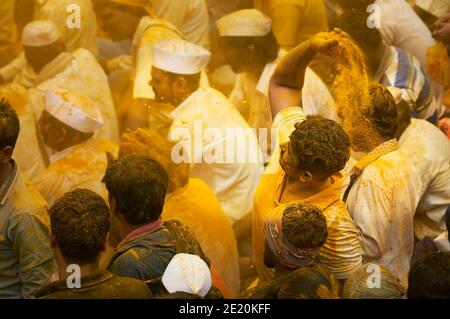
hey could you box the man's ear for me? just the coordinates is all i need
[50,230,57,249]
[298,171,313,183]
[1,146,13,163]
[175,76,188,92]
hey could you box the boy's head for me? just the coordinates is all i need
[264,202,328,269]
[103,154,169,226]
[49,188,111,265]
[280,116,350,182]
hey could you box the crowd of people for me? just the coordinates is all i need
[0,0,449,299]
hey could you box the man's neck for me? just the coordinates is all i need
[285,176,332,200]
[57,258,101,281]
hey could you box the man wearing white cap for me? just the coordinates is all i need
[31,88,118,207]
[217,9,338,154]
[94,0,186,132]
[0,20,119,144]
[150,39,263,227]
[15,0,98,54]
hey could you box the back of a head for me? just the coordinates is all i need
[49,189,111,265]
[277,264,340,299]
[0,99,20,150]
[408,252,450,299]
[103,154,169,225]
[282,202,328,249]
[336,8,382,52]
[119,128,189,191]
[363,83,398,140]
[342,263,404,299]
[289,116,350,178]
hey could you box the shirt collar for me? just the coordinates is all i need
[117,218,164,249]
[275,169,344,211]
[170,88,204,120]
[36,271,113,297]
[434,231,450,252]
[0,160,18,206]
[352,139,399,173]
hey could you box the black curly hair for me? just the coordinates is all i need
[282,202,328,249]
[288,116,350,179]
[103,154,169,226]
[49,188,110,265]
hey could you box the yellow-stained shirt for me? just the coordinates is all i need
[254,0,329,50]
[253,167,362,282]
[32,139,118,206]
[163,178,240,298]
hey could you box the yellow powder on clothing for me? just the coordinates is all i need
[0,84,28,116]
[426,42,450,86]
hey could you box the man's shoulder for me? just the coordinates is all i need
[38,272,152,299]
[363,148,420,188]
[5,170,48,217]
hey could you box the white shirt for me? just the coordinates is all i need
[345,140,422,288]
[229,50,285,158]
[168,87,263,224]
[375,0,435,66]
[32,139,118,206]
[398,119,450,239]
[27,48,120,143]
[302,68,339,122]
[150,0,210,48]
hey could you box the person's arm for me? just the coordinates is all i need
[269,31,344,117]
[433,13,450,43]
[11,212,53,298]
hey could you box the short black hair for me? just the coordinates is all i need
[363,83,398,139]
[289,116,350,178]
[49,189,111,265]
[407,252,450,299]
[0,99,20,149]
[336,9,383,52]
[103,154,169,225]
[282,202,328,249]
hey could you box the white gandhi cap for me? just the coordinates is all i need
[152,39,211,75]
[45,88,104,134]
[162,253,212,297]
[22,20,60,47]
[217,9,272,37]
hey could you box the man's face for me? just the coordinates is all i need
[221,38,256,73]
[38,111,66,151]
[98,3,138,41]
[279,142,299,178]
[150,67,175,104]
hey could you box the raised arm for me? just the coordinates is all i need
[269,31,346,117]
